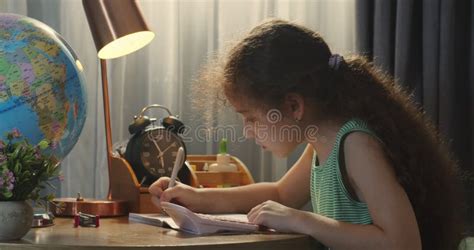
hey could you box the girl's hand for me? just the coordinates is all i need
[247,200,302,233]
[148,177,201,211]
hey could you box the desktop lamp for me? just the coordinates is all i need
[51,0,154,217]
[84,0,154,215]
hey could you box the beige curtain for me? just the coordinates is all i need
[0,0,357,205]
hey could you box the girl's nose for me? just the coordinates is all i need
[243,126,254,139]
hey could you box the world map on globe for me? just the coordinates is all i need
[0,13,87,161]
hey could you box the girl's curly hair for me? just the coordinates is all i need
[194,19,465,249]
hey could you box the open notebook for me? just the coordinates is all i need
[129,202,262,235]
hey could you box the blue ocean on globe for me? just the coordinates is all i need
[0,13,87,161]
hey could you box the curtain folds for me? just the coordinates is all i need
[355,0,473,231]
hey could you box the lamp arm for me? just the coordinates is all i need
[100,59,114,201]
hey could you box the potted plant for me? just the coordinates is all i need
[0,128,59,241]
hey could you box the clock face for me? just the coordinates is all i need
[140,128,186,178]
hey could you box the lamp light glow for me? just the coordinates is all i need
[98,31,155,59]
[83,0,155,58]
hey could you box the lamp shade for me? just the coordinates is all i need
[83,0,155,59]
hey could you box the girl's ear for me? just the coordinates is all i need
[284,93,304,122]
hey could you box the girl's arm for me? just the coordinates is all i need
[249,132,421,250]
[149,144,314,213]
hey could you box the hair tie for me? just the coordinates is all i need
[328,54,344,70]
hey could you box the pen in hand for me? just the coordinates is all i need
[168,147,185,189]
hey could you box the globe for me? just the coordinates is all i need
[0,13,87,161]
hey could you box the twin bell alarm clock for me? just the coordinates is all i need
[124,104,190,186]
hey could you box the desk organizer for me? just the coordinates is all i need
[109,155,254,213]
[186,155,254,188]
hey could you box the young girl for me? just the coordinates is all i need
[149,19,464,250]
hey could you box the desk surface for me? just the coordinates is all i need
[0,217,321,250]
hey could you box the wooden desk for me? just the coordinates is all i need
[0,217,322,250]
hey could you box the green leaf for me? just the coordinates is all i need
[13,161,21,173]
[37,140,49,150]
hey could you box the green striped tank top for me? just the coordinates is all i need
[310,118,380,225]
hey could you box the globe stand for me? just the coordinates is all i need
[51,60,129,217]
[50,196,128,217]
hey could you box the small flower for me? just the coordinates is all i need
[11,128,21,138]
[5,128,22,140]
[6,170,14,182]
[49,140,58,150]
[1,169,15,196]
[0,154,6,164]
[0,140,5,150]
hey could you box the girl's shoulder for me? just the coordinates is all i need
[337,119,375,137]
[334,118,385,156]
